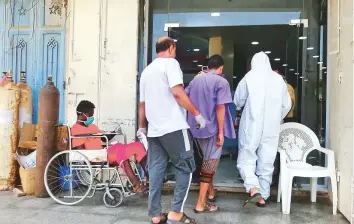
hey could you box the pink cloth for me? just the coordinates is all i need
[107,142,147,170]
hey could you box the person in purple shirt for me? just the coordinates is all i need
[186,55,236,213]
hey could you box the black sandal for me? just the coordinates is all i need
[256,199,268,208]
[151,213,168,224]
[207,189,218,203]
[167,213,197,224]
[243,192,262,207]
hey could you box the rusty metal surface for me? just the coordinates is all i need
[0,79,20,189]
[35,77,59,198]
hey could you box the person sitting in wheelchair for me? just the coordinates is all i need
[71,100,149,196]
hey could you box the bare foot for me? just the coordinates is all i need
[258,198,265,204]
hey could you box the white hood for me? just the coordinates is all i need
[251,52,272,72]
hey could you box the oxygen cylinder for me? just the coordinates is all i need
[0,71,20,188]
[0,72,6,86]
[35,76,60,197]
[17,72,32,129]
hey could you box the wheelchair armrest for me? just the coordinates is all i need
[72,133,104,137]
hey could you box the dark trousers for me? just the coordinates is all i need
[147,130,196,217]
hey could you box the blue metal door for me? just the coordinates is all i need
[1,0,66,123]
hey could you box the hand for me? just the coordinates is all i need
[137,127,147,137]
[217,133,224,147]
[195,114,206,129]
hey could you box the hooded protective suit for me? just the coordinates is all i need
[234,52,291,200]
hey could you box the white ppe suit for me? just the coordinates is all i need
[234,52,291,200]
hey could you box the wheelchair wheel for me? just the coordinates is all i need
[44,150,93,206]
[103,188,124,208]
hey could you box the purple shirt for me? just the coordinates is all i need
[186,71,236,139]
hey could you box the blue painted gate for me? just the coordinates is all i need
[0,0,66,123]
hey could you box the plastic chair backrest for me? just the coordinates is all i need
[278,122,321,163]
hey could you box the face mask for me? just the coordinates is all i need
[84,116,94,126]
[78,111,94,126]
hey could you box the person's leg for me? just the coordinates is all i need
[140,155,149,180]
[159,130,196,221]
[195,136,221,212]
[208,182,216,200]
[256,136,279,205]
[237,144,261,194]
[147,137,169,223]
[124,142,149,180]
[122,160,140,186]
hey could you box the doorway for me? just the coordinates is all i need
[140,0,328,191]
[168,25,305,187]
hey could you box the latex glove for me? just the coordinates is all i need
[195,114,206,129]
[137,128,147,137]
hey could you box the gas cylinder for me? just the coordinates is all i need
[0,71,20,188]
[35,76,60,197]
[0,72,7,86]
[17,72,32,129]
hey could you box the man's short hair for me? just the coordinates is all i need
[76,100,95,116]
[208,54,224,69]
[156,37,176,54]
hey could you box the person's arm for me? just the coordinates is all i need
[216,104,225,135]
[281,82,292,119]
[166,59,200,116]
[139,102,147,128]
[234,78,248,109]
[171,85,200,116]
[138,76,147,129]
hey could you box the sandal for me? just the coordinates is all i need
[151,213,168,224]
[207,189,218,203]
[256,199,268,208]
[133,182,149,196]
[194,203,219,214]
[243,192,262,207]
[167,213,197,224]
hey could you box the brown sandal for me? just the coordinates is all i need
[133,182,149,196]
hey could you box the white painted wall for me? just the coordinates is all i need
[327,0,354,221]
[65,0,139,142]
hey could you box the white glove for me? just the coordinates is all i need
[137,128,147,137]
[195,114,206,129]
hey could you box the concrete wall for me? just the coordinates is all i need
[327,0,354,221]
[65,0,140,142]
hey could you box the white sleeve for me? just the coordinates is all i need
[281,82,291,119]
[234,78,248,109]
[139,76,145,102]
[166,59,183,88]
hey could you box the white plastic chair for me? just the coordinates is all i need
[276,122,337,215]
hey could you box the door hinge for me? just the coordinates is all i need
[63,81,66,90]
[337,170,341,183]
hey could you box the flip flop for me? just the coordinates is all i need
[243,192,262,207]
[151,213,168,224]
[194,203,219,214]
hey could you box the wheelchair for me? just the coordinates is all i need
[44,124,143,208]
